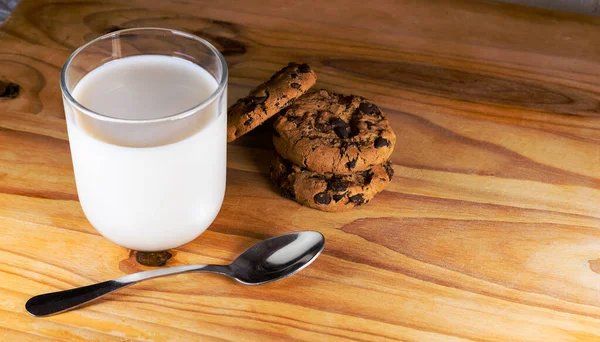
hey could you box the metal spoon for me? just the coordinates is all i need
[26,231,325,317]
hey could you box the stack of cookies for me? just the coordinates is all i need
[227,63,396,212]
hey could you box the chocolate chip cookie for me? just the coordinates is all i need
[270,155,394,212]
[227,63,317,142]
[273,90,396,174]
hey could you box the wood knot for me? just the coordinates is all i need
[135,250,173,267]
[192,34,247,57]
[119,250,176,274]
[209,19,241,34]
[104,26,125,34]
[588,259,600,274]
[212,36,247,56]
[193,20,246,57]
[0,81,21,99]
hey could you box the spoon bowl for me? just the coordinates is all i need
[25,231,325,317]
[230,230,325,285]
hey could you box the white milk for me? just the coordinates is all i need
[65,55,226,251]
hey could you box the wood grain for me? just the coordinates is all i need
[1,0,600,340]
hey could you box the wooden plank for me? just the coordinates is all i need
[1,0,600,340]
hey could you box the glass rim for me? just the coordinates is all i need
[59,27,228,124]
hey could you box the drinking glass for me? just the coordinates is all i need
[60,28,228,251]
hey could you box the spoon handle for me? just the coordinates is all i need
[26,264,228,317]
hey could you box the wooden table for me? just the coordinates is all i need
[1,0,600,340]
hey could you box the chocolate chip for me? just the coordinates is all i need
[346,159,357,170]
[331,118,350,139]
[298,63,311,73]
[333,194,345,202]
[310,174,327,181]
[315,122,332,132]
[314,192,331,205]
[339,95,355,106]
[374,137,390,148]
[349,194,365,205]
[335,127,349,139]
[243,117,254,126]
[365,121,376,129]
[290,83,301,89]
[253,95,268,104]
[0,82,20,99]
[360,170,373,185]
[330,118,344,127]
[282,94,287,98]
[287,116,303,125]
[384,162,395,179]
[291,73,298,79]
[244,102,258,111]
[358,102,380,115]
[327,177,347,192]
[270,66,288,81]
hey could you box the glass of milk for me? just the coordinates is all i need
[60,28,228,251]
